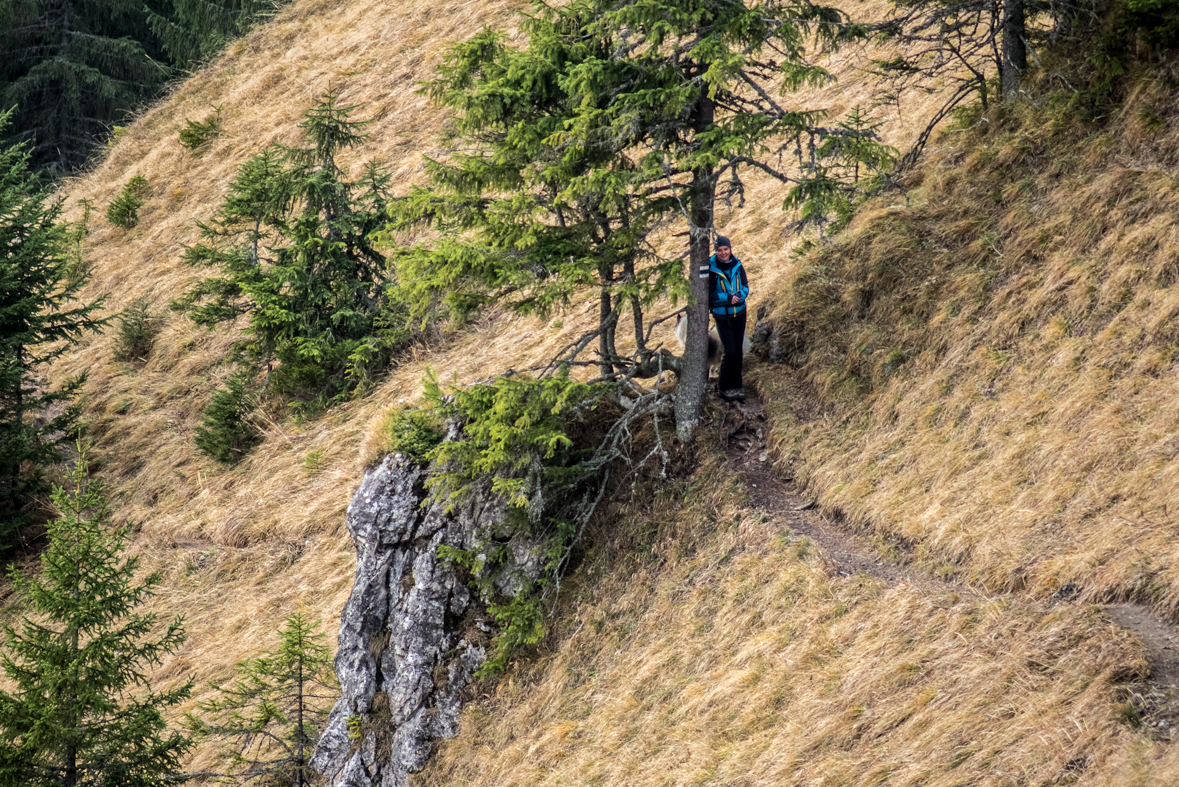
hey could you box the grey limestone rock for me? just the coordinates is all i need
[312,452,543,787]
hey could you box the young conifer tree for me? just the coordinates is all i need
[391,0,894,438]
[173,91,400,406]
[0,447,192,787]
[185,613,337,787]
[193,368,262,464]
[0,110,106,538]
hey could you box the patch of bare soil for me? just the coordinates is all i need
[1107,603,1179,739]
[716,392,1179,740]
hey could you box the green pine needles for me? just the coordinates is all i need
[0,110,106,538]
[106,175,148,229]
[179,109,222,151]
[147,0,290,66]
[174,90,409,410]
[414,369,617,673]
[194,369,263,464]
[0,447,192,787]
[387,0,897,433]
[113,299,162,364]
[424,371,607,510]
[378,406,446,463]
[0,0,166,174]
[185,613,337,787]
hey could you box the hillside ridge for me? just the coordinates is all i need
[16,0,1179,783]
[727,392,1179,738]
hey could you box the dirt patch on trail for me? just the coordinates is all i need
[716,392,1179,740]
[716,397,968,596]
[1107,603,1179,738]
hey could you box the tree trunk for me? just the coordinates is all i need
[623,250,645,351]
[598,273,614,378]
[65,625,79,787]
[1001,0,1026,100]
[297,651,305,787]
[674,94,715,441]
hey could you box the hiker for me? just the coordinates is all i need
[709,235,748,402]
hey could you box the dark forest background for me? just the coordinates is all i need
[0,0,280,176]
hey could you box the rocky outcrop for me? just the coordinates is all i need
[749,304,803,367]
[311,453,544,787]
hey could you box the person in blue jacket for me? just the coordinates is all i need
[709,235,749,402]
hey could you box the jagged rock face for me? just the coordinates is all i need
[312,453,543,787]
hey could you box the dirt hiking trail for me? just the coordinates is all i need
[715,392,1179,740]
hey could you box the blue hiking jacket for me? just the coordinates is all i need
[709,254,749,318]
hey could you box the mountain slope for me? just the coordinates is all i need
[27,0,1179,782]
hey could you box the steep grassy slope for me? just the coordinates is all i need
[414,66,1179,787]
[29,0,1179,781]
[420,445,1176,786]
[759,64,1179,616]
[34,0,939,773]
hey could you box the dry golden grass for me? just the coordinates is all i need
[759,64,1179,622]
[419,446,1179,787]
[25,0,1177,780]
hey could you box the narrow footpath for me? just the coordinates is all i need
[716,393,1179,740]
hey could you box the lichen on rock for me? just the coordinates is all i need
[312,451,545,787]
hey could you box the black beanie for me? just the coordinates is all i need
[715,235,731,249]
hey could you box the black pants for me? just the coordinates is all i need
[714,309,746,392]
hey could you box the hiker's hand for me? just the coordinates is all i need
[730,295,739,304]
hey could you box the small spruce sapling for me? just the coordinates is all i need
[64,199,94,283]
[186,613,338,787]
[0,445,192,787]
[107,175,148,228]
[113,299,162,364]
[194,369,263,464]
[179,106,223,151]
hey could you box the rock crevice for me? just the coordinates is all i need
[312,453,542,787]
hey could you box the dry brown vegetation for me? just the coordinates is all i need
[19,0,1179,780]
[759,61,1179,623]
[420,443,1179,786]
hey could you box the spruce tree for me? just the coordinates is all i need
[0,0,167,173]
[387,15,683,381]
[560,0,894,436]
[392,0,894,437]
[193,369,262,464]
[0,446,192,787]
[185,613,337,787]
[174,91,401,406]
[0,110,106,538]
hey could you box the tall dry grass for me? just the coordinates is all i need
[759,61,1179,621]
[418,444,1179,787]
[25,0,1175,780]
